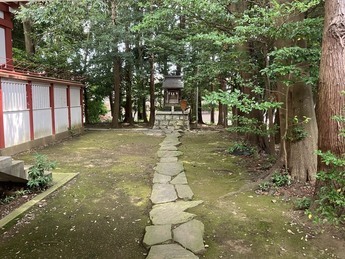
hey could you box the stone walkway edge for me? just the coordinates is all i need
[144,130,205,258]
[0,172,79,229]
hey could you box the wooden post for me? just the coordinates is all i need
[50,83,55,135]
[0,77,5,148]
[67,85,71,129]
[26,81,34,140]
[80,87,84,127]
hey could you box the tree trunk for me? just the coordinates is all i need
[288,81,318,183]
[123,40,133,125]
[272,1,318,182]
[23,19,35,55]
[110,0,121,128]
[210,83,215,124]
[316,0,345,184]
[197,90,204,124]
[217,76,226,126]
[148,55,155,126]
[111,56,121,128]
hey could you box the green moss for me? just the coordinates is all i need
[180,131,342,259]
[0,130,162,258]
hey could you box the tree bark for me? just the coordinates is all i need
[316,0,345,182]
[110,0,121,128]
[148,55,155,126]
[23,19,35,55]
[210,83,215,124]
[273,1,318,182]
[111,56,121,128]
[123,40,134,125]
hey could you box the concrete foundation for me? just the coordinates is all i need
[153,111,189,131]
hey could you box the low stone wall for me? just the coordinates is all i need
[154,111,190,131]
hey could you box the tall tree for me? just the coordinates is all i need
[316,1,345,182]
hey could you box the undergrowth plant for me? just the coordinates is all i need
[27,154,56,190]
[228,141,256,156]
[271,172,291,187]
[313,151,345,224]
[294,197,312,210]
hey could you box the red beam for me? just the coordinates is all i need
[67,85,71,129]
[50,83,55,135]
[80,87,84,127]
[26,81,34,140]
[0,77,5,148]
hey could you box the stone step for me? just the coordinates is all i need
[147,244,198,259]
[173,219,206,254]
[143,225,172,247]
[0,160,28,183]
[0,156,12,169]
[150,184,177,204]
[175,184,194,200]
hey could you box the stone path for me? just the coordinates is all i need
[144,130,205,258]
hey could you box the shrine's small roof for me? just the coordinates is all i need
[162,75,184,89]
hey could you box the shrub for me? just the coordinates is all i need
[27,154,56,190]
[228,141,256,156]
[271,172,291,187]
[294,197,312,210]
[258,181,271,192]
[313,151,345,224]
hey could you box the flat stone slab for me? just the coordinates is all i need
[171,172,188,185]
[175,184,194,200]
[155,162,184,176]
[160,157,178,163]
[147,244,198,259]
[157,150,183,158]
[150,200,203,225]
[159,140,181,147]
[143,225,172,247]
[153,173,171,184]
[173,219,205,254]
[159,145,178,151]
[151,184,177,204]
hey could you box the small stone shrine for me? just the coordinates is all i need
[154,75,190,130]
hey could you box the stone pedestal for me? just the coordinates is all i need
[153,111,189,131]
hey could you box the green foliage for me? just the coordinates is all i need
[0,195,16,205]
[87,98,108,124]
[294,197,312,210]
[285,116,310,142]
[227,115,278,137]
[271,172,291,187]
[313,151,345,224]
[228,141,256,156]
[258,181,271,192]
[0,189,31,205]
[27,154,56,190]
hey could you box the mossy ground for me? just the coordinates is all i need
[180,130,345,259]
[0,130,163,259]
[0,129,344,259]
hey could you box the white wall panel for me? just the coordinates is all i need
[32,82,50,109]
[71,107,82,127]
[33,109,52,139]
[3,110,30,147]
[70,87,81,106]
[1,79,27,111]
[54,85,67,108]
[55,107,69,133]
